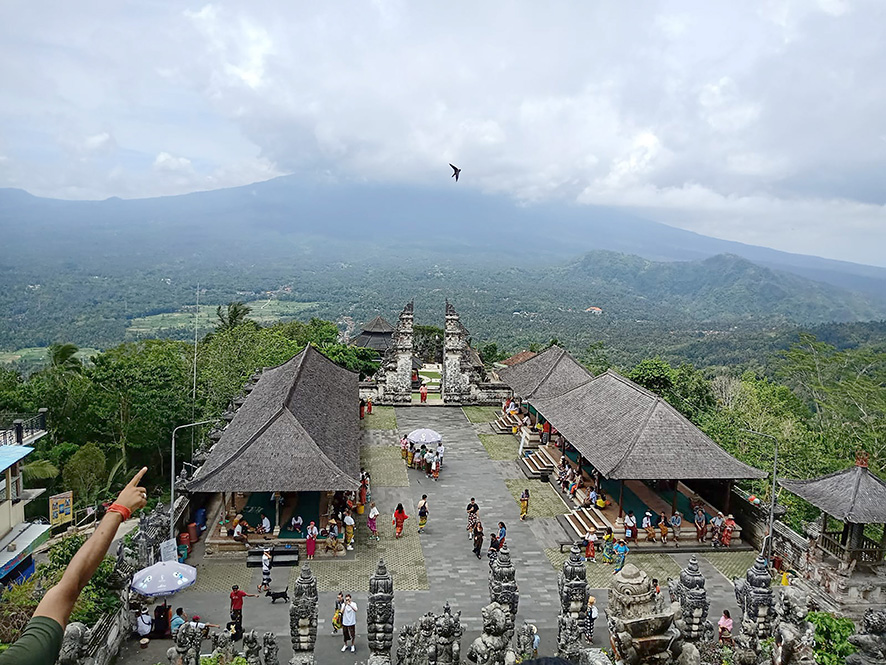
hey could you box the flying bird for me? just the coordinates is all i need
[449,163,461,182]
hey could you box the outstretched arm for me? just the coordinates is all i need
[35,467,148,628]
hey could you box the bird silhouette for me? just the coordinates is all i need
[449,163,461,182]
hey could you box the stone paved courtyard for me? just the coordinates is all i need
[119,404,750,664]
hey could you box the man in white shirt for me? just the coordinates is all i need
[341,594,358,653]
[233,522,251,549]
[187,615,219,637]
[436,444,445,467]
[623,511,637,543]
[259,513,272,534]
[136,607,153,637]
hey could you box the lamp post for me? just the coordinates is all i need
[743,428,779,561]
[170,420,214,540]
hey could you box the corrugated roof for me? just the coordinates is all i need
[498,345,593,400]
[530,370,766,481]
[0,445,34,471]
[779,464,886,524]
[188,345,360,493]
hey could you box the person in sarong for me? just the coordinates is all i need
[343,510,355,551]
[613,539,630,573]
[416,445,427,470]
[258,549,272,591]
[417,495,429,533]
[359,398,366,420]
[358,478,368,507]
[720,514,736,547]
[305,521,318,560]
[392,503,409,539]
[332,592,343,634]
[431,455,440,481]
[487,534,501,567]
[466,498,480,536]
[324,520,343,555]
[424,449,434,477]
[400,436,409,460]
[367,502,380,540]
[472,522,485,559]
[583,528,596,561]
[694,508,707,543]
[406,442,415,467]
[642,511,657,542]
[419,384,428,403]
[600,527,615,564]
[657,511,669,545]
[583,596,598,643]
[366,397,373,415]
[519,489,530,521]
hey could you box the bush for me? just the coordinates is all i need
[807,611,856,664]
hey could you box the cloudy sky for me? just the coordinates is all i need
[1,1,885,265]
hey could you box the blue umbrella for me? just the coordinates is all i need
[130,561,197,597]
[407,428,442,445]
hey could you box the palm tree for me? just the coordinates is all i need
[48,343,82,372]
[215,301,254,332]
[22,459,60,483]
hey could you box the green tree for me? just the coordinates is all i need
[215,301,255,332]
[62,443,106,504]
[320,345,380,379]
[413,325,445,363]
[21,459,59,483]
[806,611,856,665]
[628,357,675,395]
[48,343,83,372]
[275,318,339,346]
[479,342,505,365]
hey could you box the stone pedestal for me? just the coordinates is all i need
[667,556,712,641]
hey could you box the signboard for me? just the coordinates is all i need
[159,538,178,562]
[49,491,73,527]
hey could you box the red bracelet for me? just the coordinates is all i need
[107,503,132,520]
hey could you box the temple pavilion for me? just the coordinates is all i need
[187,345,360,541]
[500,346,766,545]
[351,316,396,355]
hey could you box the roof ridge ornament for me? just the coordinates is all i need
[856,451,870,468]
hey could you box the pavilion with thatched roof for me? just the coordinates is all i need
[188,344,360,538]
[351,315,396,353]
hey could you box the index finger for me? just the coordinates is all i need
[127,467,148,487]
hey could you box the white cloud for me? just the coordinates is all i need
[153,152,193,172]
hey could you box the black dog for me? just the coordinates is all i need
[266,586,289,603]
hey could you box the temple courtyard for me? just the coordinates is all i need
[119,405,754,664]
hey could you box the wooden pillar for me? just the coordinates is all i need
[618,480,625,519]
[671,481,679,513]
[724,480,733,514]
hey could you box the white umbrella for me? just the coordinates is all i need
[407,428,442,445]
[130,561,197,598]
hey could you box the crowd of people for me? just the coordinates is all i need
[399,434,445,481]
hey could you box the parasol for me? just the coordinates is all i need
[130,561,197,597]
[407,428,442,445]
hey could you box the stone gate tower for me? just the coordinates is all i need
[382,301,414,403]
[441,300,470,403]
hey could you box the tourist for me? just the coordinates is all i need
[583,596,598,643]
[359,397,366,419]
[325,519,344,555]
[586,487,597,508]
[136,607,153,637]
[670,511,683,548]
[710,512,725,544]
[497,522,507,547]
[366,397,373,415]
[472,522,485,559]
[233,519,251,549]
[624,510,637,544]
[417,495,429,533]
[344,510,356,551]
[258,512,272,535]
[642,511,656,542]
[613,538,630,574]
[657,511,669,545]
[230,585,257,626]
[652,578,661,594]
[305,521,318,560]
[487,534,501,566]
[436,442,445,467]
[568,475,584,498]
[400,435,409,461]
[720,514,736,548]
[519,489,530,521]
[595,492,607,510]
[341,594,358,653]
[717,609,733,644]
[542,420,552,445]
[420,384,428,403]
[417,445,427,470]
[290,514,304,536]
[258,549,272,591]
[582,528,596,562]
[393,503,409,538]
[187,615,219,637]
[694,508,706,543]
[431,454,440,481]
[367,501,380,540]
[406,442,415,468]
[332,592,344,635]
[359,477,368,507]
[600,527,615,564]
[424,447,435,477]
[466,498,480,537]
[170,608,187,636]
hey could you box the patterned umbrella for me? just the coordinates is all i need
[407,428,442,445]
[130,561,197,597]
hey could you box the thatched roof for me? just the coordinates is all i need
[500,351,537,367]
[352,316,395,352]
[531,369,766,481]
[361,316,395,334]
[779,463,886,524]
[188,345,360,493]
[498,345,593,400]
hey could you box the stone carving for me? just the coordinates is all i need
[396,603,463,665]
[289,564,319,664]
[243,630,262,665]
[210,629,235,665]
[578,649,615,665]
[512,621,538,663]
[368,559,395,664]
[167,622,199,665]
[58,622,93,665]
[606,563,697,665]
[558,542,590,661]
[556,613,583,663]
[466,602,510,665]
[772,585,816,665]
[847,609,886,665]
[733,554,775,641]
[432,603,464,665]
[667,556,713,642]
[489,544,519,641]
[262,632,280,665]
[442,301,470,403]
[397,622,419,665]
[382,302,415,404]
[732,618,760,665]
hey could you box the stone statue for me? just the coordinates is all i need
[397,622,418,665]
[578,649,615,665]
[432,603,464,665]
[368,559,395,664]
[512,621,538,663]
[210,629,235,665]
[243,630,262,665]
[606,563,695,665]
[733,554,775,641]
[558,542,590,661]
[732,617,760,665]
[289,564,319,664]
[667,556,712,642]
[556,613,583,663]
[262,632,280,665]
[489,544,519,641]
[466,602,510,665]
[58,622,93,665]
[847,609,886,665]
[167,622,198,665]
[772,584,816,665]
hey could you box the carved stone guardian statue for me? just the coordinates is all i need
[466,603,510,665]
[667,556,712,642]
[289,564,319,664]
[847,609,886,665]
[368,559,395,664]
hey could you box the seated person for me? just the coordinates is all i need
[595,492,608,509]
[136,607,153,638]
[569,476,584,498]
[256,512,272,534]
[324,519,343,554]
[289,515,304,535]
[233,521,251,548]
[170,607,187,635]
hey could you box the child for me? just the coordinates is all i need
[332,592,344,634]
[367,501,380,541]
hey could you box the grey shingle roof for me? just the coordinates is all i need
[530,369,767,481]
[498,345,593,401]
[779,464,886,524]
[188,345,360,493]
[352,316,395,351]
[361,316,395,334]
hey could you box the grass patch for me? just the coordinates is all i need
[504,479,566,518]
[703,551,758,582]
[419,370,441,379]
[126,299,320,334]
[462,406,501,423]
[478,433,519,460]
[361,406,397,430]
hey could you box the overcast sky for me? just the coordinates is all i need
[1,1,884,265]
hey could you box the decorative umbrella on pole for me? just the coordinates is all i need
[407,428,442,445]
[130,561,197,598]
